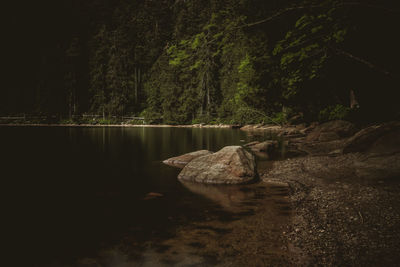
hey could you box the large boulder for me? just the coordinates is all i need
[343,121,400,154]
[163,150,213,168]
[178,146,257,184]
[306,120,357,142]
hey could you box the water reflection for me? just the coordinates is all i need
[1,126,251,266]
[73,180,291,267]
[180,181,260,212]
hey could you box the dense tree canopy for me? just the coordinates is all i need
[2,0,399,124]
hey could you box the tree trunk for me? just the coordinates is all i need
[134,67,138,104]
[206,71,210,116]
[138,67,141,103]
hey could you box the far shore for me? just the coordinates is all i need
[0,123,242,128]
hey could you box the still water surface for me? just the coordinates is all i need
[2,126,258,266]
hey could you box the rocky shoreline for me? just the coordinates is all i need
[162,120,400,265]
[258,120,400,266]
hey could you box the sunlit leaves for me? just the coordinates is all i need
[273,0,347,100]
[332,29,347,43]
[295,15,313,29]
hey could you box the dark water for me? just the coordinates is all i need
[1,126,253,266]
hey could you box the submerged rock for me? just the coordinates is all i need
[244,140,281,159]
[247,140,278,153]
[143,192,164,200]
[163,150,213,168]
[243,141,261,147]
[178,146,257,184]
[179,181,259,212]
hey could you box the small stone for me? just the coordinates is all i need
[143,192,164,200]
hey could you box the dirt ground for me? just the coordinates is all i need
[262,155,400,266]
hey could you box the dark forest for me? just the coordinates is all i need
[3,0,399,124]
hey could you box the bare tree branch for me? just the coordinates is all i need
[332,47,391,76]
[240,5,320,28]
[241,2,399,29]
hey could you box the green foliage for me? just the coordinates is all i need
[140,109,161,124]
[59,119,75,125]
[191,114,214,125]
[235,54,259,104]
[273,0,348,104]
[221,104,282,126]
[97,118,120,125]
[272,106,295,125]
[232,106,267,124]
[318,104,351,121]
[272,112,288,125]
[168,46,189,66]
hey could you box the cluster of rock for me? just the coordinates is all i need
[262,120,400,181]
[243,120,399,157]
[163,120,400,185]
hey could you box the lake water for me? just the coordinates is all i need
[3,126,282,266]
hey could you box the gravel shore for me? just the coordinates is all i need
[262,154,400,266]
